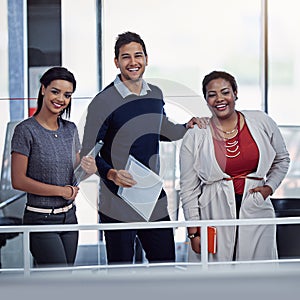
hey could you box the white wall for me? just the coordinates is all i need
[61,0,99,125]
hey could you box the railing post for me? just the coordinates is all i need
[201,224,208,269]
[23,228,31,276]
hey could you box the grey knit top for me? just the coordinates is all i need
[11,117,81,208]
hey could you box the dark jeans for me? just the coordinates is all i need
[100,212,176,264]
[235,193,243,219]
[23,205,78,267]
[233,194,243,260]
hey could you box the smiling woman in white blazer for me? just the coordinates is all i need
[179,71,290,262]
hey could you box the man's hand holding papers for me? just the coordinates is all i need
[117,155,163,221]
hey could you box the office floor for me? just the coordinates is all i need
[1,262,300,300]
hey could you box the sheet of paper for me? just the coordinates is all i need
[118,155,163,221]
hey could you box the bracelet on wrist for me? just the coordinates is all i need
[63,185,76,200]
[187,231,200,240]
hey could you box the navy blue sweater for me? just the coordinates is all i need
[82,82,187,202]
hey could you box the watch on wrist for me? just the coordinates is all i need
[187,231,200,239]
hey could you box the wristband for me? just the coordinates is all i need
[187,231,200,239]
[64,185,76,200]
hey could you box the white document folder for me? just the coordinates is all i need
[73,140,104,186]
[117,155,163,221]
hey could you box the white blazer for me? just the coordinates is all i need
[179,110,290,262]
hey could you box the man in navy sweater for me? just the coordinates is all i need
[81,31,203,264]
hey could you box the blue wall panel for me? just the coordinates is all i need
[8,0,24,121]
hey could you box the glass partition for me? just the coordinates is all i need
[268,0,300,126]
[273,126,300,198]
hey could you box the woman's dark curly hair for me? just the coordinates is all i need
[202,70,238,99]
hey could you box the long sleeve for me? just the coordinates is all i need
[95,115,113,180]
[179,130,202,220]
[160,107,187,142]
[80,97,103,158]
[264,115,290,192]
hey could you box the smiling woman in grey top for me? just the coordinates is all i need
[10,67,96,267]
[12,117,80,208]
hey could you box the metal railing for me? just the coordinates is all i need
[0,192,26,210]
[1,216,300,276]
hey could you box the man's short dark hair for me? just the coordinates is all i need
[114,31,147,59]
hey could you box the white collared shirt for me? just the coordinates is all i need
[113,75,151,98]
